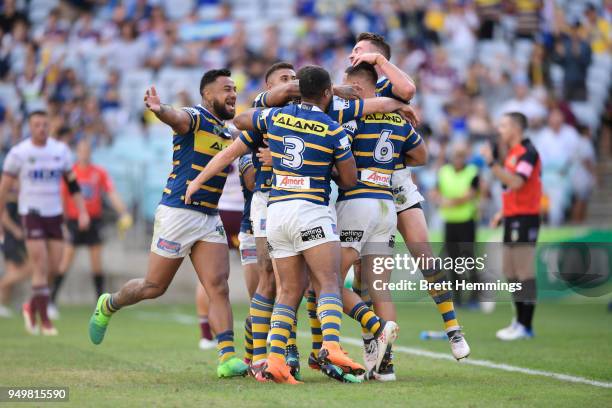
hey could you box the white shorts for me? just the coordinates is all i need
[336,198,397,256]
[150,205,227,259]
[392,168,424,213]
[238,231,257,265]
[250,191,269,238]
[266,200,339,259]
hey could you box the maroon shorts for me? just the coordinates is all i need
[21,213,64,240]
[219,210,241,249]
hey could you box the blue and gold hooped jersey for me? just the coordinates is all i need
[376,76,410,103]
[252,103,353,206]
[160,105,232,214]
[331,108,423,202]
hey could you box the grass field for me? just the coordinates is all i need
[1,300,611,407]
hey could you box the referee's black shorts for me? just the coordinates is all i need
[66,217,103,246]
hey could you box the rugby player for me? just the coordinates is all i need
[236,65,363,384]
[186,65,414,381]
[50,139,132,316]
[0,184,31,318]
[0,110,90,336]
[329,63,427,380]
[350,33,470,359]
[87,69,248,378]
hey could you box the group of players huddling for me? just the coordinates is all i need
[5,32,470,384]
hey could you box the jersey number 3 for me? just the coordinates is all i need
[282,136,305,169]
[374,129,394,163]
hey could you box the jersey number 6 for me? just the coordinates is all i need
[374,129,394,163]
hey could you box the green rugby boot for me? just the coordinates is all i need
[217,356,249,378]
[89,293,113,345]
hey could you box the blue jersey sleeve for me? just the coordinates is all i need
[376,78,410,103]
[252,91,269,108]
[252,107,280,133]
[239,155,253,175]
[328,124,353,162]
[180,106,201,133]
[327,96,364,125]
[239,130,264,150]
[402,126,423,154]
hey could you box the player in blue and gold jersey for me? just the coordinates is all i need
[331,63,426,380]
[88,69,248,379]
[350,33,471,361]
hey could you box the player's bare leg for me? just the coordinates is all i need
[0,260,31,317]
[191,241,247,377]
[24,239,54,335]
[397,207,470,360]
[248,237,276,375]
[242,262,259,363]
[89,244,104,298]
[303,242,365,377]
[50,243,76,311]
[196,283,215,350]
[264,254,306,384]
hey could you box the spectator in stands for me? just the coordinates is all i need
[533,107,580,225]
[553,21,592,101]
[108,20,148,72]
[583,3,611,55]
[570,124,597,223]
[0,0,28,34]
[527,42,553,91]
[497,79,547,128]
[467,97,496,140]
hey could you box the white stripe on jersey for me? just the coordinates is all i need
[3,138,73,216]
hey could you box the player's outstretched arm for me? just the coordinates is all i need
[361,97,408,116]
[352,53,416,101]
[263,81,301,107]
[184,138,250,204]
[144,86,192,135]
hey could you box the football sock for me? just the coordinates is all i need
[244,315,253,361]
[268,304,295,360]
[306,290,322,355]
[347,301,383,336]
[93,275,104,298]
[421,268,460,332]
[318,293,343,344]
[199,315,213,340]
[249,293,273,363]
[216,330,236,363]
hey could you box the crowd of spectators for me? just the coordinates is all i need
[0,0,610,226]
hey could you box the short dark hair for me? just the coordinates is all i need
[356,32,391,60]
[199,69,232,96]
[264,62,294,83]
[28,110,48,120]
[505,112,528,132]
[345,62,378,85]
[297,65,331,99]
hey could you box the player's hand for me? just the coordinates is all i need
[184,180,201,205]
[117,213,133,239]
[351,52,386,66]
[256,147,272,167]
[397,105,420,127]
[333,84,362,100]
[144,86,162,114]
[480,143,493,165]
[78,212,91,231]
[490,211,503,228]
[11,226,24,241]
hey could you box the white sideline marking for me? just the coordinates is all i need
[134,311,612,389]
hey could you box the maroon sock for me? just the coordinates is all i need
[32,286,50,325]
[199,316,212,340]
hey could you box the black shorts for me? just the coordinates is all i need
[2,232,27,265]
[503,215,540,244]
[67,218,103,246]
[22,212,63,241]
